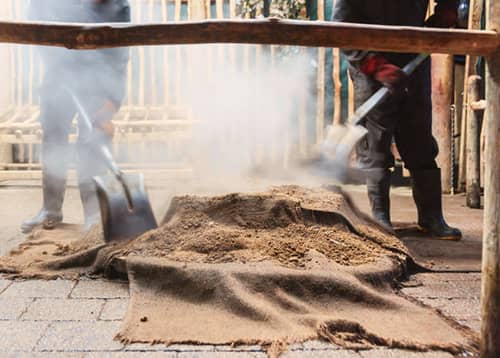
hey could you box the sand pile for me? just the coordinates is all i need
[0,185,477,356]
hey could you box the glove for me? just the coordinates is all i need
[360,54,409,93]
[91,99,117,137]
[426,0,458,28]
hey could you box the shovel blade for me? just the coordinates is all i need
[93,173,158,243]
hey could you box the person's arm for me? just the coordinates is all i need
[332,0,408,92]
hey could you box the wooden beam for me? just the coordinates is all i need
[0,19,497,55]
[480,0,500,356]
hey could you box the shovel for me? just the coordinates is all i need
[67,89,158,243]
[311,54,429,183]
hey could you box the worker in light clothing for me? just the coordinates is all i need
[22,0,131,233]
[333,0,462,240]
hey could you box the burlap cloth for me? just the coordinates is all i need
[0,186,478,356]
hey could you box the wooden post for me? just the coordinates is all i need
[458,0,484,192]
[480,0,500,356]
[465,75,482,208]
[316,0,325,144]
[431,54,454,193]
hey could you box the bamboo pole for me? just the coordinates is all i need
[316,0,325,144]
[0,20,496,56]
[465,75,482,209]
[148,0,158,106]
[161,0,170,106]
[175,0,182,105]
[431,54,454,193]
[458,0,484,192]
[480,0,500,355]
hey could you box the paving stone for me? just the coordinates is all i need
[166,344,216,352]
[214,345,264,352]
[281,350,361,357]
[401,281,480,299]
[2,280,75,298]
[22,298,104,321]
[71,280,129,299]
[0,279,12,293]
[36,321,123,351]
[177,353,266,358]
[0,297,33,320]
[0,321,49,352]
[417,298,480,321]
[359,349,453,357]
[414,273,481,283]
[85,353,176,358]
[100,299,129,321]
[125,343,172,351]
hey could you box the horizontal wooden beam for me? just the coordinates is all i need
[0,19,498,55]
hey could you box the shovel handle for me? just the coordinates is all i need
[350,54,429,126]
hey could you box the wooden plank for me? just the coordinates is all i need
[465,75,482,208]
[481,0,500,354]
[0,20,497,56]
[431,54,454,193]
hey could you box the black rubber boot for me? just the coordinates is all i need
[21,173,65,233]
[411,168,462,240]
[366,169,393,230]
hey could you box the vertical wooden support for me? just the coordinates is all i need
[465,75,482,208]
[137,3,145,107]
[431,54,454,193]
[161,0,170,107]
[316,0,325,144]
[175,0,182,105]
[148,0,157,106]
[481,0,500,356]
[458,0,484,192]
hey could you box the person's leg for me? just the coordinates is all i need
[21,80,75,233]
[350,69,400,229]
[395,61,461,240]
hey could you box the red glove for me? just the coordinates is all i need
[426,0,458,28]
[360,54,408,93]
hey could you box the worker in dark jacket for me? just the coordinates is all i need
[22,0,131,233]
[333,0,462,240]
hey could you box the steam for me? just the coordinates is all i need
[9,0,333,195]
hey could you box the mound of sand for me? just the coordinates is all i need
[0,185,477,356]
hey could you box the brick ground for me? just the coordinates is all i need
[0,186,481,356]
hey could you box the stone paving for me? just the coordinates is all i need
[0,186,480,357]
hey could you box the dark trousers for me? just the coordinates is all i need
[39,69,110,218]
[350,58,438,172]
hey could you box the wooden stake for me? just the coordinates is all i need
[480,0,500,356]
[465,75,482,208]
[431,54,454,193]
[458,0,484,192]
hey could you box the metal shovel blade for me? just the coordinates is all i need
[93,173,158,243]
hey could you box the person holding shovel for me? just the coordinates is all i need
[21,0,131,233]
[332,0,462,240]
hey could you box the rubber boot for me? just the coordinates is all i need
[366,168,392,230]
[411,168,462,240]
[21,173,65,233]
